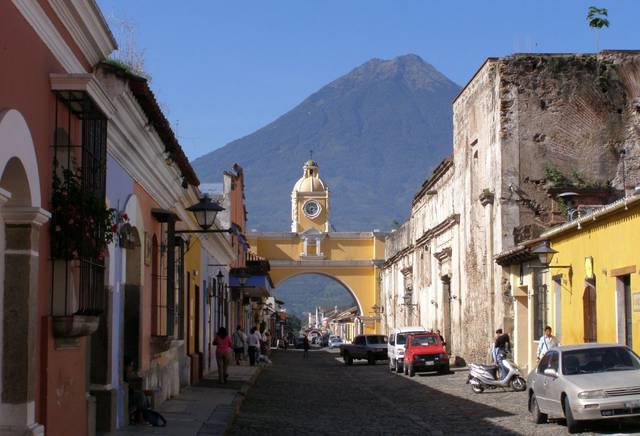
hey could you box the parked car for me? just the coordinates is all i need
[388,326,427,373]
[340,334,388,365]
[329,336,343,348]
[294,336,307,349]
[403,333,449,376]
[528,343,640,434]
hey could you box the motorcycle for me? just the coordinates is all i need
[466,355,526,393]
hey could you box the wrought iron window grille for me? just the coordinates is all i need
[50,92,109,322]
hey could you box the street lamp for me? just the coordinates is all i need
[235,268,250,287]
[181,194,225,232]
[531,240,558,266]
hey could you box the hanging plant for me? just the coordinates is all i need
[51,166,116,261]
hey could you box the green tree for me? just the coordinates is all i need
[587,6,609,51]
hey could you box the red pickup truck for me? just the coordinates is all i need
[404,333,449,376]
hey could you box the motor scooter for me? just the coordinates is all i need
[466,353,526,393]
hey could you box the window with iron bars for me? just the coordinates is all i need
[50,92,109,317]
[533,270,549,340]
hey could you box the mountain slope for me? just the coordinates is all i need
[192,54,460,231]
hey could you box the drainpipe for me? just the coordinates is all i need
[480,190,495,341]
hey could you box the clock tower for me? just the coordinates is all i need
[291,160,330,233]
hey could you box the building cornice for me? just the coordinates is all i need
[50,73,116,118]
[12,0,85,73]
[106,90,185,209]
[415,214,460,248]
[269,260,380,268]
[48,0,117,66]
[383,244,414,269]
[412,157,453,206]
[1,207,51,226]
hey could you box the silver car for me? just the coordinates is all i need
[527,343,640,433]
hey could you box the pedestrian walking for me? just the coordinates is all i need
[247,327,260,366]
[213,327,232,384]
[303,336,310,359]
[257,330,273,365]
[232,325,246,365]
[537,325,560,360]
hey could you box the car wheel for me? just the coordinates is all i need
[395,359,401,373]
[511,376,527,392]
[367,353,375,365]
[409,363,415,377]
[343,352,352,366]
[563,397,582,434]
[530,394,548,424]
[470,378,484,394]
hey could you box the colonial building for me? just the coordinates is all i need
[382,51,640,364]
[497,192,640,372]
[0,2,248,434]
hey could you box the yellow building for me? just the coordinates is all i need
[497,194,640,371]
[247,160,386,334]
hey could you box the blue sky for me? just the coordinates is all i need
[97,0,640,160]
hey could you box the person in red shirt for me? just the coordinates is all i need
[213,327,232,383]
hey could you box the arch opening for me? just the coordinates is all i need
[273,273,362,340]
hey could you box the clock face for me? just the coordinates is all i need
[303,200,321,218]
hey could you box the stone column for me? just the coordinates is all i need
[0,206,49,436]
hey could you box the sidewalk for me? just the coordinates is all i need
[108,363,262,436]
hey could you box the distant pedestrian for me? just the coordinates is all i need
[258,330,273,365]
[247,327,260,366]
[232,325,246,365]
[303,336,310,359]
[435,329,446,346]
[537,326,560,360]
[213,327,232,384]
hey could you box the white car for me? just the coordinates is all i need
[388,326,427,373]
[328,336,343,348]
[528,343,640,434]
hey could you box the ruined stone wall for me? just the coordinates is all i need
[452,61,503,362]
[499,52,640,239]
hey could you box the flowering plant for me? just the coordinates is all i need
[50,167,115,260]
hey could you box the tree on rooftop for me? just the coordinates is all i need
[587,6,609,51]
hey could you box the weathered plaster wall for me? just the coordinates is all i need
[452,61,503,362]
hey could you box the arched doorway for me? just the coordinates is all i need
[274,273,362,342]
[0,109,48,434]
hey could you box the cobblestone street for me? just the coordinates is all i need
[230,350,640,436]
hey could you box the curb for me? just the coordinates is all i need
[223,366,264,435]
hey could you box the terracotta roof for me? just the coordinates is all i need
[99,61,199,186]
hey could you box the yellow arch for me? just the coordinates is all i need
[247,231,386,333]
